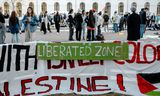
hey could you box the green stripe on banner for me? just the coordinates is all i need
[37,42,129,60]
[146,91,160,96]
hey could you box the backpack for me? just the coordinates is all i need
[54,15,60,22]
[120,16,125,24]
[103,14,109,22]
[151,15,156,22]
[96,34,105,41]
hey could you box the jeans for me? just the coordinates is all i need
[55,22,60,33]
[82,24,86,40]
[113,23,118,32]
[12,33,19,43]
[140,24,145,38]
[0,31,5,44]
[87,30,95,41]
[25,30,32,42]
[104,24,109,32]
[69,26,74,40]
[76,28,82,41]
[97,25,101,35]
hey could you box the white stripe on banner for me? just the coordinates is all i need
[111,69,137,74]
[51,73,72,76]
[110,76,136,82]
[14,75,34,80]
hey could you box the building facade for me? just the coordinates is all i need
[1,0,160,17]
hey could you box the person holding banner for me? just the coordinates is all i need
[9,11,20,43]
[0,7,6,44]
[22,7,38,42]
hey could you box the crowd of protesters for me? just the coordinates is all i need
[0,6,160,44]
[127,7,160,41]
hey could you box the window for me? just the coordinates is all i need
[92,2,98,11]
[54,2,60,11]
[157,2,160,15]
[16,2,22,17]
[41,2,47,12]
[118,2,124,14]
[4,2,9,14]
[144,2,150,10]
[105,2,111,16]
[80,2,85,11]
[67,2,72,11]
[29,2,34,10]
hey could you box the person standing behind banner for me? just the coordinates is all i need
[41,11,52,34]
[151,13,156,30]
[93,9,98,38]
[139,8,146,38]
[22,7,38,42]
[81,10,87,40]
[9,11,20,43]
[86,10,95,41]
[103,11,109,32]
[67,9,75,41]
[119,14,125,32]
[54,12,61,34]
[127,6,140,41]
[0,7,6,44]
[74,9,83,41]
[112,11,119,33]
[97,11,103,35]
[41,12,47,34]
[44,11,52,33]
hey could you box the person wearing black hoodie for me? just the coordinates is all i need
[139,8,146,38]
[74,9,83,41]
[54,11,61,34]
[68,9,75,41]
[127,6,140,41]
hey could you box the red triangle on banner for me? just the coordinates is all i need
[137,75,158,94]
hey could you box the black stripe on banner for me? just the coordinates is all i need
[139,72,160,84]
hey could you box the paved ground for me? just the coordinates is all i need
[4,26,160,44]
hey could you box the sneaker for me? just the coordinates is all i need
[69,39,74,41]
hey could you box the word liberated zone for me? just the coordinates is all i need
[37,42,129,60]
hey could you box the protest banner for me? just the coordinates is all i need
[0,41,160,96]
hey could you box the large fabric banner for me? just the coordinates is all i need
[0,41,160,96]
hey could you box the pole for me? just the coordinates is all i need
[36,0,38,15]
[11,0,15,11]
[75,0,76,12]
[127,0,128,12]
